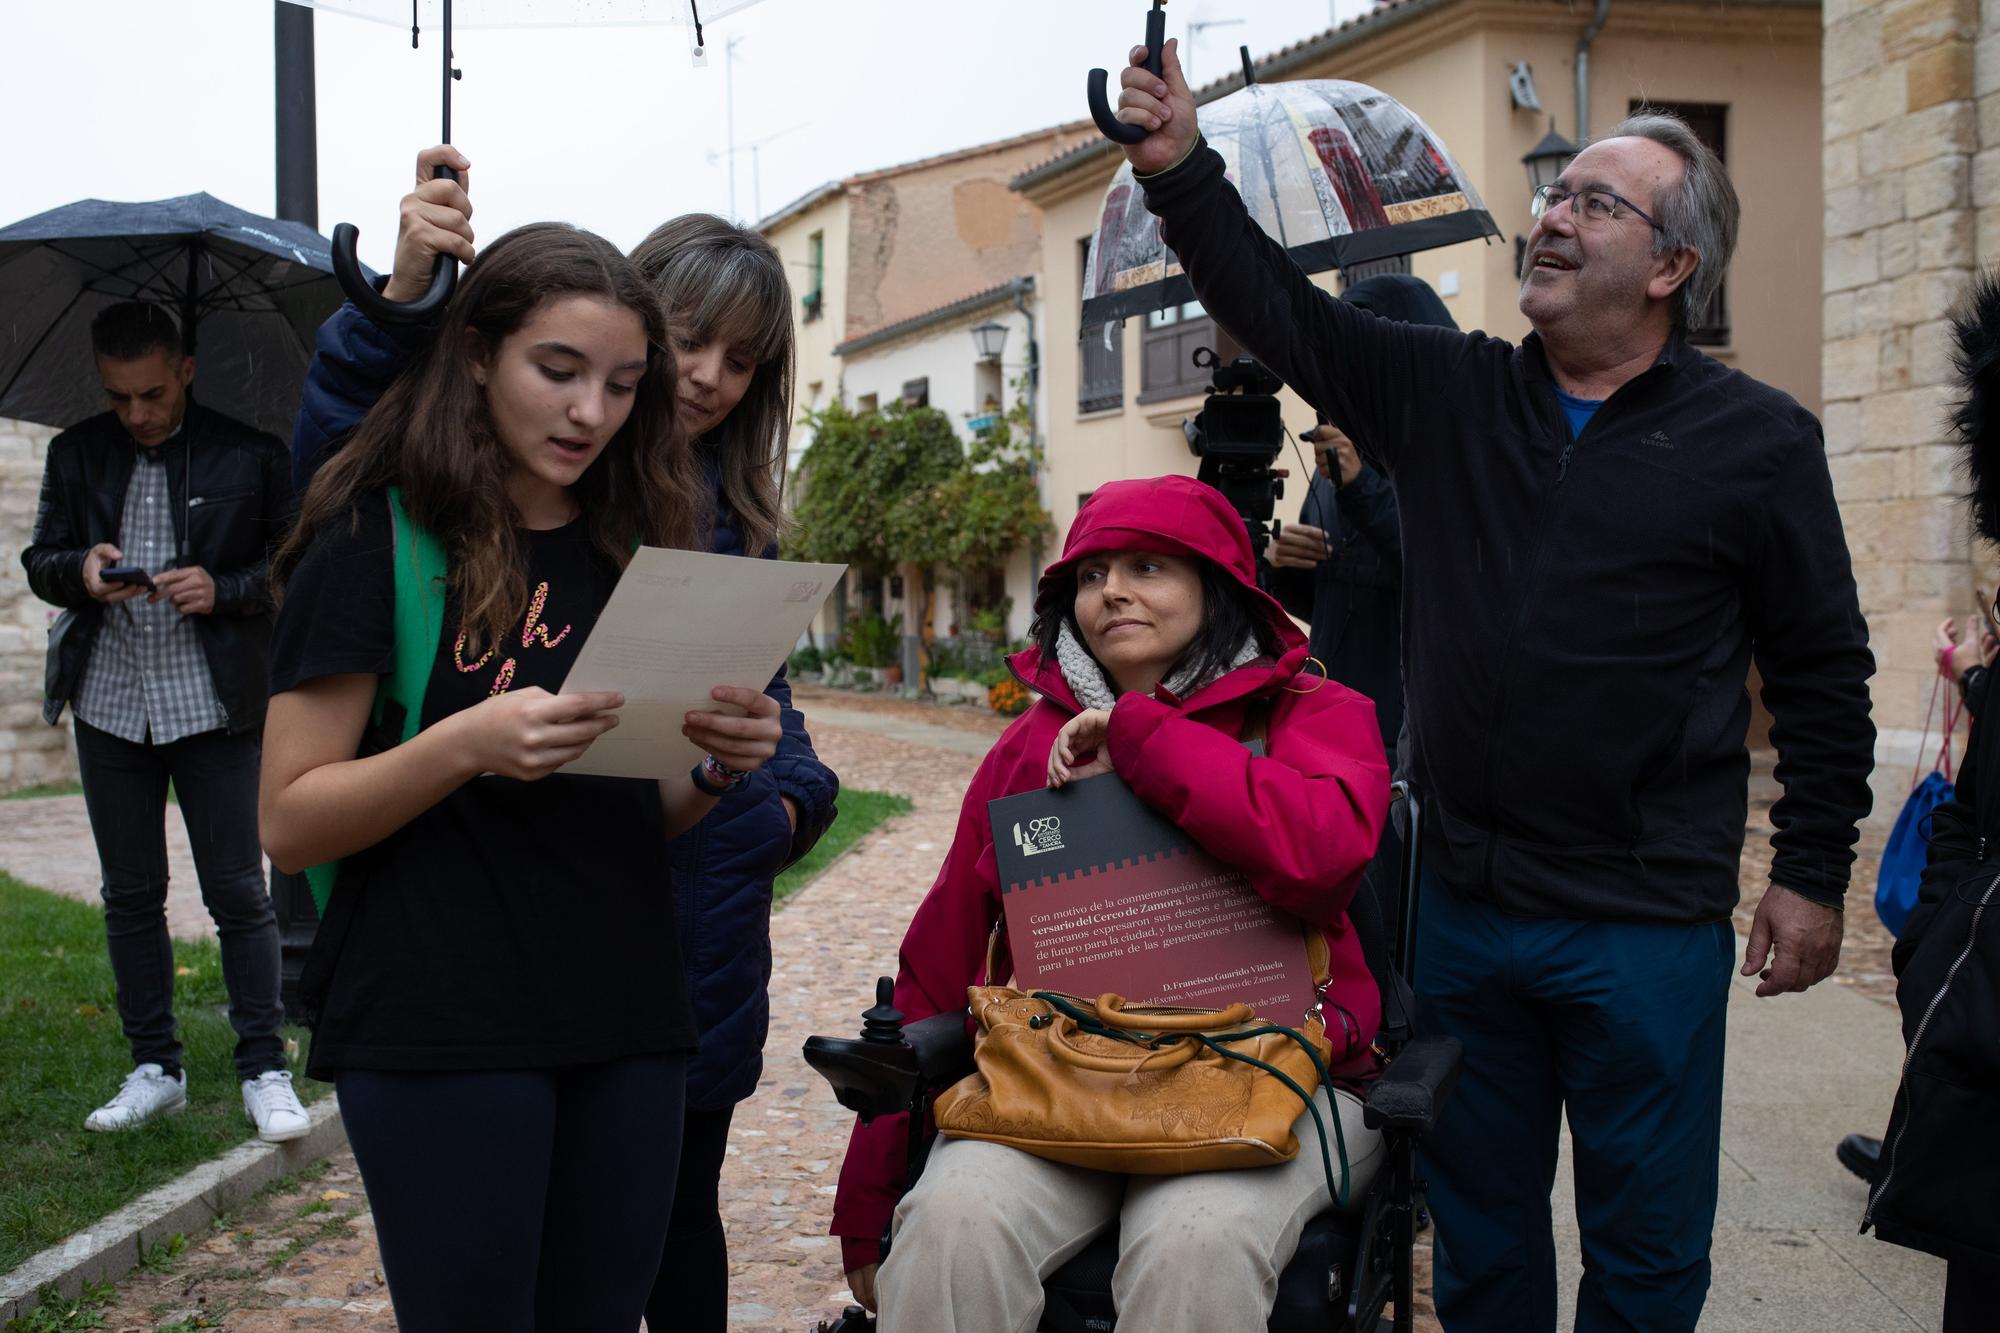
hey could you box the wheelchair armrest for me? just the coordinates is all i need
[902,1009,976,1084]
[802,1034,922,1123]
[1362,1034,1463,1134]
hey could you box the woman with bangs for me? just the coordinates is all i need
[263,220,788,1330]
[287,148,839,1330]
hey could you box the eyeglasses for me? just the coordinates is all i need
[1531,184,1662,232]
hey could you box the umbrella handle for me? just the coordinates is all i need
[1088,2,1166,146]
[330,166,460,325]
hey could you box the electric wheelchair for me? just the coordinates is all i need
[803,782,1460,1333]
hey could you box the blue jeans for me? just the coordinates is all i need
[1415,869,1733,1332]
[73,719,283,1079]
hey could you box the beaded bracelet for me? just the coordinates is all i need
[690,754,749,797]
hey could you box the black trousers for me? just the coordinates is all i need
[73,719,283,1079]
[1945,1260,2000,1332]
[339,1054,688,1333]
[646,1102,737,1332]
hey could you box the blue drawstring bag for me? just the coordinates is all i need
[1875,770,1953,937]
[1875,673,1962,938]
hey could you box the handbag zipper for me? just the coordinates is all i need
[1863,869,2000,1229]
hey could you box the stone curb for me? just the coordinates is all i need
[0,1096,346,1324]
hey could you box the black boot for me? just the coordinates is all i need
[1837,1133,1883,1185]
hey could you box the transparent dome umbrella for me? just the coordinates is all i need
[1082,78,1501,328]
[278,0,770,322]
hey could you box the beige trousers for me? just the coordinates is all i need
[876,1088,1383,1333]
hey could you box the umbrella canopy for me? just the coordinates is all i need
[0,193,360,437]
[278,0,763,24]
[279,0,765,55]
[1082,80,1500,327]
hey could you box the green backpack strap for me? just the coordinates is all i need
[303,486,448,915]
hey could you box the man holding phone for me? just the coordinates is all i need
[22,301,304,1142]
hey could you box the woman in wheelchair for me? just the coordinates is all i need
[832,475,1393,1332]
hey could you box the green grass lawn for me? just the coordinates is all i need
[775,788,913,902]
[0,787,909,1276]
[1,783,173,804]
[0,783,84,801]
[0,873,326,1275]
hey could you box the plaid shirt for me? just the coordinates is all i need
[71,438,226,745]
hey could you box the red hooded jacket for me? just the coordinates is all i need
[831,477,1392,1270]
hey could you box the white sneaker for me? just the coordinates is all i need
[242,1069,311,1143]
[85,1063,187,1132]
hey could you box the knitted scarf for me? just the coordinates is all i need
[1053,620,1260,712]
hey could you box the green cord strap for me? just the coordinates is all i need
[1031,993,1351,1208]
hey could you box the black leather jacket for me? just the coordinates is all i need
[22,404,293,732]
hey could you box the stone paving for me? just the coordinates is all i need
[65,708,980,1333]
[0,791,227,943]
[6,686,1907,1331]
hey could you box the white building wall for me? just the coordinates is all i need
[840,296,1047,646]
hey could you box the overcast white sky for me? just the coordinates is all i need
[4,0,1369,268]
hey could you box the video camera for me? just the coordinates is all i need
[1182,347,1288,568]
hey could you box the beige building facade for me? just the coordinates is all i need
[1824,0,1996,819]
[762,123,1095,653]
[761,122,1097,465]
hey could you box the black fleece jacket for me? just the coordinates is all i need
[1142,140,1875,921]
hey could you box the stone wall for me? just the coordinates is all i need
[1823,0,1988,818]
[0,418,78,792]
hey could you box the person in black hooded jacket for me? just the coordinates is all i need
[1862,273,2000,1329]
[1263,273,1455,757]
[1109,40,1875,1333]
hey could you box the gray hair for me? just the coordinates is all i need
[1603,110,1739,332]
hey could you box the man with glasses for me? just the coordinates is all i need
[1108,41,1874,1333]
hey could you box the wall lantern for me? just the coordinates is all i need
[1522,125,1579,201]
[970,319,1009,362]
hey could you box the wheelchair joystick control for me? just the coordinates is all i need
[860,976,906,1045]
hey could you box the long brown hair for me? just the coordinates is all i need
[277,222,702,651]
[629,215,793,556]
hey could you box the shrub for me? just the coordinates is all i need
[789,645,824,675]
[988,677,1032,716]
[842,612,902,669]
[926,638,968,680]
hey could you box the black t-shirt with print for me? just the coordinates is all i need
[270,492,696,1077]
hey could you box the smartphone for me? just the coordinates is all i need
[99,565,153,590]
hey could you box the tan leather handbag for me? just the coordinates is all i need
[933,932,1353,1205]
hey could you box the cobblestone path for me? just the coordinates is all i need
[35,688,1885,1332]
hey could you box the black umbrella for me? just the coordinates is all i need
[0,192,363,437]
